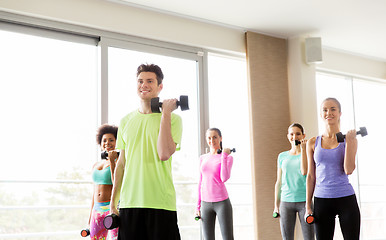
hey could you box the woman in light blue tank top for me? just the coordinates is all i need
[274,123,314,240]
[305,98,361,240]
[87,124,119,240]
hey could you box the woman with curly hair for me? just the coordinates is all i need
[88,124,119,240]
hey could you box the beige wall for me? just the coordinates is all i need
[246,31,289,240]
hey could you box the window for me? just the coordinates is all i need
[0,27,98,239]
[207,53,254,239]
[0,18,252,239]
[316,71,386,239]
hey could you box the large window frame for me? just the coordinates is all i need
[0,11,252,239]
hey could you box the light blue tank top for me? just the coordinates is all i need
[278,151,307,202]
[92,166,113,185]
[314,136,355,198]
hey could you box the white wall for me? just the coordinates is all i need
[288,36,386,139]
[0,0,245,54]
[320,49,386,80]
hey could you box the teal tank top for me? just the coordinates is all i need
[92,166,113,185]
[278,151,307,202]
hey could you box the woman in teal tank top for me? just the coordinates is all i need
[87,124,119,240]
[274,123,315,240]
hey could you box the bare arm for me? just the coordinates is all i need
[110,149,125,215]
[305,137,316,215]
[300,139,308,176]
[195,157,203,217]
[274,167,282,214]
[88,189,95,225]
[344,129,358,175]
[108,150,119,182]
[157,99,177,161]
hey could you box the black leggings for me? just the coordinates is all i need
[314,194,360,240]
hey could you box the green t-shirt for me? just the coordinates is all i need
[278,151,307,202]
[116,110,182,211]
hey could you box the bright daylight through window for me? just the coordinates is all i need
[0,28,98,239]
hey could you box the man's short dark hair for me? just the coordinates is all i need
[136,64,164,85]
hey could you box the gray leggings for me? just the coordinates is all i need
[201,198,234,240]
[279,201,315,240]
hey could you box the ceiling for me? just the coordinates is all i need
[116,0,386,61]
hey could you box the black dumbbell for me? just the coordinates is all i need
[273,212,280,218]
[336,127,367,143]
[305,214,315,224]
[217,148,236,154]
[150,95,189,113]
[103,213,120,230]
[80,228,90,237]
[101,151,120,159]
[295,140,301,146]
[194,215,201,221]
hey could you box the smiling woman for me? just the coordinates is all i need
[316,71,386,239]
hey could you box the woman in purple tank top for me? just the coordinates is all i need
[305,98,361,240]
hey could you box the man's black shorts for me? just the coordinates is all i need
[118,208,181,240]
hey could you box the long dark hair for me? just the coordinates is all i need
[288,123,304,134]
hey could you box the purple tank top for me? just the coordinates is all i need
[313,136,355,198]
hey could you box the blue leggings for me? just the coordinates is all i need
[201,198,234,240]
[279,201,314,240]
[314,194,360,240]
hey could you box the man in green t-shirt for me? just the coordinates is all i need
[110,64,183,240]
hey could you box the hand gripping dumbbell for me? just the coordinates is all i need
[272,212,280,218]
[150,95,189,113]
[305,214,315,224]
[217,148,236,154]
[103,213,120,230]
[80,228,90,237]
[295,140,301,146]
[336,127,367,143]
[194,215,201,221]
[101,151,120,159]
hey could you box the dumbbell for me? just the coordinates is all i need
[103,213,120,230]
[305,214,315,224]
[194,215,201,221]
[217,148,236,154]
[80,228,90,237]
[101,151,120,159]
[295,140,301,146]
[336,127,367,143]
[273,212,280,218]
[150,95,189,113]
